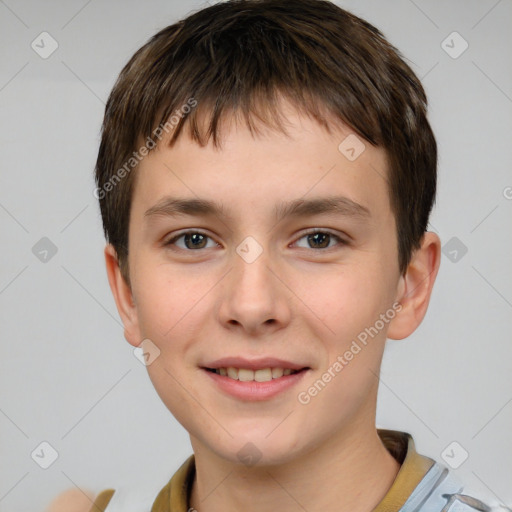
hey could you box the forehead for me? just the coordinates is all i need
[131,103,391,225]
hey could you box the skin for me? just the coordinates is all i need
[101,100,441,512]
[45,488,96,512]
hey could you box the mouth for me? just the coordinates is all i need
[200,358,311,401]
[200,357,311,400]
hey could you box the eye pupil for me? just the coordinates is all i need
[308,232,330,249]
[185,233,207,249]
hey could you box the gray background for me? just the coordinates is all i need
[0,0,511,510]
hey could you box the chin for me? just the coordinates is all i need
[208,430,306,468]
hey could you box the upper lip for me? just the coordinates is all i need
[202,357,309,371]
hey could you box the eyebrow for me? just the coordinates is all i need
[144,195,371,222]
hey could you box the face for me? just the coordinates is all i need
[108,103,417,466]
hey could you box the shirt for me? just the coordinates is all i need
[89,429,496,512]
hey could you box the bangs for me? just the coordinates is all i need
[152,88,349,149]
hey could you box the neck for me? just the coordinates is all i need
[189,424,400,512]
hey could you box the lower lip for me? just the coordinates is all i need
[202,368,309,401]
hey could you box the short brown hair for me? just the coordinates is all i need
[95,0,437,283]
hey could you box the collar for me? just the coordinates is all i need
[160,429,435,512]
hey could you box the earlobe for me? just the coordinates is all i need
[104,244,141,347]
[387,232,441,340]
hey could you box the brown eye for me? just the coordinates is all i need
[165,231,217,251]
[294,230,346,250]
[307,232,330,249]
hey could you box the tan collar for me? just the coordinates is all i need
[373,430,435,511]
[152,429,435,512]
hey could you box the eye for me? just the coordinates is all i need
[164,231,218,251]
[293,229,347,250]
[164,229,347,252]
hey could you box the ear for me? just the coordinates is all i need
[387,232,441,340]
[104,244,141,347]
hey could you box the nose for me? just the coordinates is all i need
[217,241,292,337]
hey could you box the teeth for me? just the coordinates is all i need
[213,367,300,381]
[227,367,239,379]
[254,368,272,382]
[271,368,284,378]
[238,368,253,381]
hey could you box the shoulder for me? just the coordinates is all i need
[405,461,503,511]
[51,455,194,512]
[380,431,503,512]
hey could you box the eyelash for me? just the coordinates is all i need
[164,229,348,252]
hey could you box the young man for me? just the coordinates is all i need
[60,0,497,510]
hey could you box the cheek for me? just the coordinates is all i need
[132,264,218,374]
[324,266,387,324]
[136,269,186,345]
[315,264,396,376]
[132,258,201,338]
[135,285,173,339]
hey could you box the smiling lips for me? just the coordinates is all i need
[202,364,310,401]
